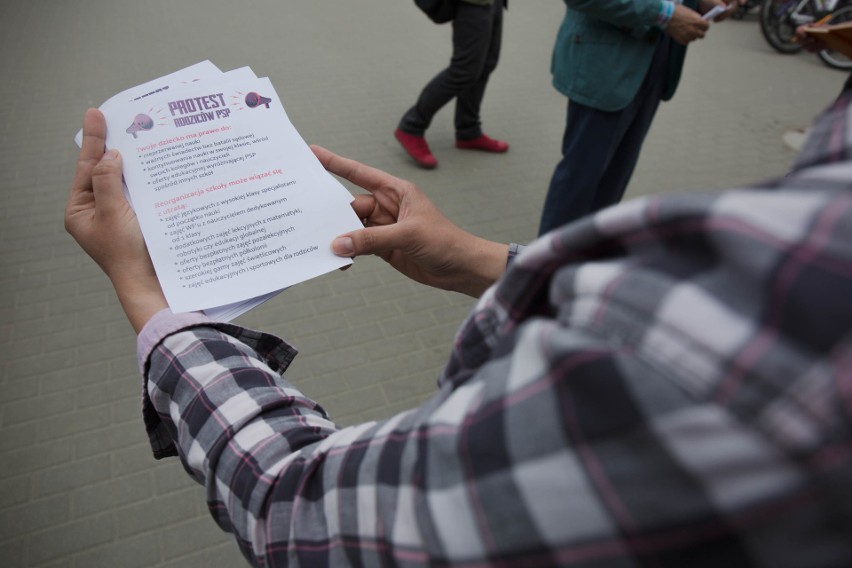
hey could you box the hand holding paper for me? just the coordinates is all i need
[66,110,169,332]
[75,62,363,320]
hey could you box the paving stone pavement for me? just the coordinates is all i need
[0,1,845,566]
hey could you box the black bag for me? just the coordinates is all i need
[414,0,456,24]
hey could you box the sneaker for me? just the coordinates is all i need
[394,128,438,169]
[455,134,509,153]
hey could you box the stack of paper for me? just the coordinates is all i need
[75,61,362,321]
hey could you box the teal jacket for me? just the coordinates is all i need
[551,0,697,111]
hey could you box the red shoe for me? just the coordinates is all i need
[455,134,509,153]
[395,128,438,169]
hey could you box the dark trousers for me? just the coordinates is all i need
[399,0,503,140]
[537,36,671,236]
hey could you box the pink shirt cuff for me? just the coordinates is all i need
[136,308,213,374]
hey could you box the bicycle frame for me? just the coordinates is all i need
[774,0,841,23]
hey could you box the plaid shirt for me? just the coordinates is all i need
[139,93,852,567]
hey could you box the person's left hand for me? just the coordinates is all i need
[65,109,168,332]
[795,24,828,52]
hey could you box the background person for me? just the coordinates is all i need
[395,0,509,169]
[537,0,740,236]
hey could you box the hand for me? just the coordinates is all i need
[795,24,827,52]
[65,109,167,332]
[666,4,709,44]
[312,146,509,298]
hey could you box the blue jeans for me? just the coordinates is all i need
[399,0,503,140]
[538,35,671,236]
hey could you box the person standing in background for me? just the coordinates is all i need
[395,0,509,169]
[537,0,740,236]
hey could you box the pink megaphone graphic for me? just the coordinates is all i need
[126,114,154,138]
[245,92,272,109]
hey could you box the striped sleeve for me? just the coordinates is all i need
[142,93,852,567]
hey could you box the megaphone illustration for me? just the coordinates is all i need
[245,92,271,109]
[126,114,154,138]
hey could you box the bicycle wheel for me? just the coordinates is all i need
[760,0,806,53]
[818,5,852,69]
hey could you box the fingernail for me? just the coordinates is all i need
[332,237,354,256]
[101,149,119,161]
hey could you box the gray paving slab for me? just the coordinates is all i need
[0,1,844,566]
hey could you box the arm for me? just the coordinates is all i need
[65,105,851,567]
[314,146,509,298]
[143,181,846,566]
[564,0,712,46]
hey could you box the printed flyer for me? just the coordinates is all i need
[79,62,362,319]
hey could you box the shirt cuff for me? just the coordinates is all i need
[507,242,524,266]
[657,0,678,28]
[656,0,675,30]
[136,308,212,375]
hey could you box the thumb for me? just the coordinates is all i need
[91,150,127,215]
[332,225,405,258]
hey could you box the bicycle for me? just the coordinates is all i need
[760,0,839,53]
[760,0,852,69]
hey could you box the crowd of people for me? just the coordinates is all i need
[64,2,852,567]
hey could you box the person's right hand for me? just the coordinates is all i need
[312,146,509,298]
[665,4,709,44]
